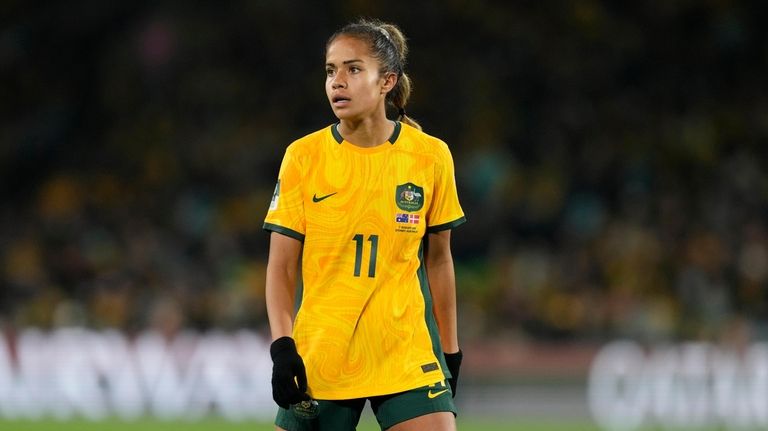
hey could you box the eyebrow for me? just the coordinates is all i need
[325,59,364,67]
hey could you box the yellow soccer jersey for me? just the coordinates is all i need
[264,121,465,400]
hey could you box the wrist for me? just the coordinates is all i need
[439,336,459,354]
[270,336,297,359]
[444,350,463,369]
[444,349,462,358]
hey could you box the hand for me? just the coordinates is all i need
[444,350,463,398]
[270,336,310,409]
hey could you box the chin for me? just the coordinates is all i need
[332,110,356,121]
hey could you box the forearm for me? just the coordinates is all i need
[265,232,302,341]
[266,269,296,340]
[426,231,459,354]
[428,258,459,353]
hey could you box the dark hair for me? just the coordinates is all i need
[327,18,421,130]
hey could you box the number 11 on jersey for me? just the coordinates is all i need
[352,234,378,278]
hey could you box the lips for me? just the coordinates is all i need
[332,95,350,107]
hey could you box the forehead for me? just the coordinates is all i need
[326,35,375,63]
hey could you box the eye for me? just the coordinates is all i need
[349,66,361,73]
[325,68,335,77]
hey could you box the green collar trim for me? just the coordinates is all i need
[332,121,402,145]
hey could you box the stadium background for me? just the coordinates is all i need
[1,1,767,430]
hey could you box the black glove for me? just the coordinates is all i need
[444,350,463,398]
[270,336,310,409]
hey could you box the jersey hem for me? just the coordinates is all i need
[426,216,466,233]
[308,372,446,400]
[263,223,305,242]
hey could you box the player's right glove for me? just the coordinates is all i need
[444,350,463,398]
[270,336,310,409]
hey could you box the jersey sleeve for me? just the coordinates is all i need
[263,146,306,241]
[426,140,466,233]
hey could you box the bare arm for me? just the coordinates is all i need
[265,232,303,341]
[425,229,459,354]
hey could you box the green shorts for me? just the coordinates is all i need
[275,380,456,431]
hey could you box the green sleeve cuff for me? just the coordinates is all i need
[427,216,466,233]
[263,223,305,242]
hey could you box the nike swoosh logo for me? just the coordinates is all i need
[427,389,449,399]
[312,192,337,202]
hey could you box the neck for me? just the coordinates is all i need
[338,113,394,148]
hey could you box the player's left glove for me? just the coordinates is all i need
[444,350,463,398]
[270,336,310,409]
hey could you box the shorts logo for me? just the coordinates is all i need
[427,380,449,399]
[395,183,424,212]
[427,388,449,399]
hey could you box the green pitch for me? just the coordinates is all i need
[0,418,602,431]
[0,418,733,430]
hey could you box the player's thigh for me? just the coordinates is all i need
[370,380,456,430]
[388,411,456,431]
[274,398,365,431]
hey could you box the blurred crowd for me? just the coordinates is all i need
[1,1,767,344]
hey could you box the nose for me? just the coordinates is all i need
[331,71,346,89]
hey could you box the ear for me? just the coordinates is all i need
[380,72,398,95]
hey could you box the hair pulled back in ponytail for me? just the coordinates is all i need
[327,19,422,130]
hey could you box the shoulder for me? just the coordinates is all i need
[285,125,334,156]
[398,123,454,161]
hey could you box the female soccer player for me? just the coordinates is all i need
[263,18,465,431]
